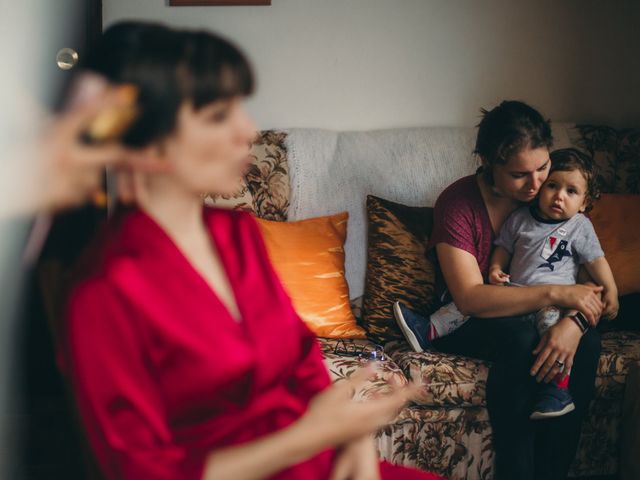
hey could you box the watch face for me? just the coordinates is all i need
[575,311,588,325]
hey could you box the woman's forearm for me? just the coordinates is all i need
[456,283,554,318]
[203,419,329,480]
[436,243,554,317]
[458,282,604,324]
[437,243,602,321]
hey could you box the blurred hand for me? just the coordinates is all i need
[301,365,420,448]
[3,74,170,217]
[35,74,134,212]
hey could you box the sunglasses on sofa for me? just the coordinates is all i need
[332,339,386,361]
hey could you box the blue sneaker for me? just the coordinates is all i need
[393,301,431,352]
[530,384,575,420]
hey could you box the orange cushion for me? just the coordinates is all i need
[590,194,640,296]
[256,212,366,338]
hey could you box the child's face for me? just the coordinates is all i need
[537,169,588,221]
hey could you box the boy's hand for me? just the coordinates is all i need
[488,267,510,285]
[602,291,619,321]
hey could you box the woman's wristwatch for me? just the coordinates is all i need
[569,312,589,334]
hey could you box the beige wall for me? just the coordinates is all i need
[103,0,640,130]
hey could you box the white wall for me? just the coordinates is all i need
[103,0,640,130]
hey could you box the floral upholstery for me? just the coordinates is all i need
[570,331,640,476]
[203,183,255,211]
[377,406,493,480]
[596,331,640,397]
[246,130,290,220]
[381,330,640,410]
[203,130,290,219]
[318,340,494,480]
[319,338,407,401]
[615,129,640,194]
[319,330,640,479]
[385,341,489,408]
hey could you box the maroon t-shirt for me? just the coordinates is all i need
[428,175,494,297]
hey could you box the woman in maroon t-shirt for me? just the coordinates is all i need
[398,101,603,480]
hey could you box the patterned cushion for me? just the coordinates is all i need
[616,129,640,194]
[362,195,438,344]
[572,125,619,193]
[572,125,640,194]
[319,338,408,401]
[246,130,290,221]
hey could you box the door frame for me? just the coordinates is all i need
[86,0,102,49]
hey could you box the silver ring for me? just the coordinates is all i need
[554,360,565,368]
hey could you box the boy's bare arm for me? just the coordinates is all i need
[488,246,513,285]
[584,257,619,320]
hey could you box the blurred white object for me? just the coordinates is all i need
[0,1,76,477]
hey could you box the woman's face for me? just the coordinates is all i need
[491,146,551,202]
[159,97,256,197]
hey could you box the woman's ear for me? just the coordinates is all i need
[478,156,495,186]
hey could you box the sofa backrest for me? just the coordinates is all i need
[207,124,639,299]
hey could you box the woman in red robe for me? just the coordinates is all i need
[62,22,444,480]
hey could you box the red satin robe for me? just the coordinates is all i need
[62,207,443,480]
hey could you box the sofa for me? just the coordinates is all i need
[206,125,640,480]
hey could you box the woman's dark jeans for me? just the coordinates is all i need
[432,314,601,480]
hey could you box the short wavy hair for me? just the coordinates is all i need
[82,21,254,148]
[549,148,600,212]
[474,100,553,184]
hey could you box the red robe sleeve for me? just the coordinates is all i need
[65,279,204,480]
[287,318,332,403]
[245,214,331,403]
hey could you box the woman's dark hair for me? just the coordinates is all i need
[549,148,600,212]
[474,100,553,184]
[81,21,254,147]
